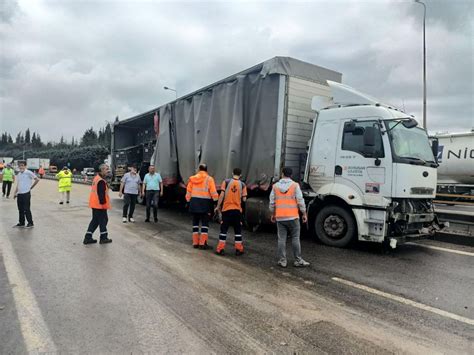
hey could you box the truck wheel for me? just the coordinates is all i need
[315,205,356,247]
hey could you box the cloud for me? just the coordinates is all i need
[0,0,472,141]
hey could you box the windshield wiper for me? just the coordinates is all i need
[401,157,427,165]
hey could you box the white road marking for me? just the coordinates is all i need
[332,277,474,326]
[0,234,57,353]
[406,242,474,257]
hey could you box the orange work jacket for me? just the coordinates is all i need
[89,175,111,210]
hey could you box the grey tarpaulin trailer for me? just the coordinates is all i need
[111,56,342,224]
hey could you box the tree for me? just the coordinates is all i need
[31,132,37,146]
[36,133,43,147]
[81,127,98,146]
[7,134,13,144]
[15,132,22,144]
[25,128,31,144]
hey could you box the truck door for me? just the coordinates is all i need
[336,119,392,205]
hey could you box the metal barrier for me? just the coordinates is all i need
[41,173,93,185]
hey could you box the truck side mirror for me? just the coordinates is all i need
[431,138,439,162]
[344,122,356,133]
[401,118,418,129]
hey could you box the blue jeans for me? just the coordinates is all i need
[276,219,302,262]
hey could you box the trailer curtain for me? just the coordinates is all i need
[153,73,280,188]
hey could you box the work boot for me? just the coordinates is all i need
[235,249,244,256]
[66,201,70,204]
[193,244,199,249]
[145,219,150,223]
[25,223,34,228]
[100,238,113,244]
[154,218,158,223]
[83,237,97,245]
[14,223,25,228]
[59,201,64,205]
[199,242,210,250]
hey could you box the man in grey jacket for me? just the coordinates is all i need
[269,167,310,268]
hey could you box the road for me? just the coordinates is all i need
[1,180,473,354]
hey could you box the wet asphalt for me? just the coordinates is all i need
[0,180,473,354]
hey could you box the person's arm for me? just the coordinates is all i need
[13,182,18,199]
[185,180,192,202]
[119,182,124,197]
[269,186,276,223]
[138,176,143,197]
[209,178,219,202]
[242,184,248,203]
[142,176,147,196]
[31,173,40,190]
[55,172,61,179]
[215,181,225,211]
[295,184,307,223]
[97,180,107,205]
[160,181,164,196]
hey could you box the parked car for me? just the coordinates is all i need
[81,167,95,177]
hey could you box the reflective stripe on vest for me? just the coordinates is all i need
[89,175,111,209]
[189,176,211,199]
[274,183,299,219]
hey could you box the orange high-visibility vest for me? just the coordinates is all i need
[89,175,111,209]
[274,182,299,219]
[186,172,219,201]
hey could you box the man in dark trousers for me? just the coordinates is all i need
[13,161,40,228]
[185,164,219,249]
[83,164,112,245]
[215,168,247,256]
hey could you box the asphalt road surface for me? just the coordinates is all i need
[1,180,473,354]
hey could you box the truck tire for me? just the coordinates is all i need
[315,205,356,247]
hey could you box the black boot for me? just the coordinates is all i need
[83,236,97,245]
[100,237,113,244]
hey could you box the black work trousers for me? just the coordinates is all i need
[2,181,13,197]
[17,192,33,225]
[146,190,159,220]
[85,209,108,240]
[123,193,137,218]
[219,210,242,242]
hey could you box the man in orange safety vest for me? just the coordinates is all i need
[186,164,219,249]
[83,164,112,245]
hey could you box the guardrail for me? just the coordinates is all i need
[41,173,93,185]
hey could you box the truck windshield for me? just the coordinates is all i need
[386,121,435,165]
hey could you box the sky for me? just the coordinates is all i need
[1,0,473,142]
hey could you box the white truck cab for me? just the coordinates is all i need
[304,82,442,248]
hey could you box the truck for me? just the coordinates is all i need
[434,131,474,203]
[26,158,41,171]
[110,119,156,191]
[112,57,442,248]
[39,158,50,170]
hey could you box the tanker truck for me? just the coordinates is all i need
[112,57,443,248]
[435,131,474,203]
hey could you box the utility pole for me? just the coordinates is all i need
[415,0,427,129]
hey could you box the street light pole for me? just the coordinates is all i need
[163,86,178,100]
[415,0,427,129]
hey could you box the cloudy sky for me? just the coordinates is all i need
[1,0,472,141]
